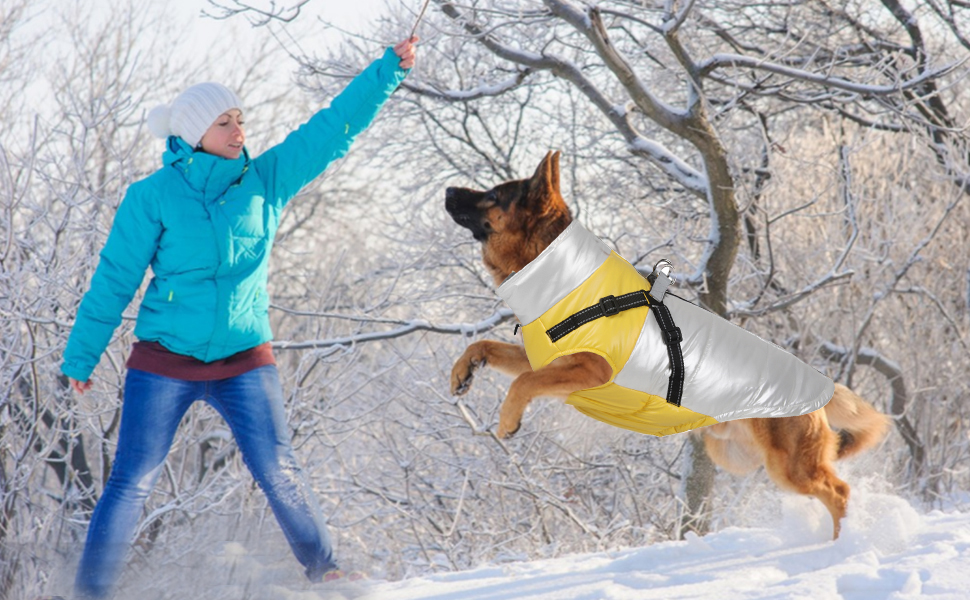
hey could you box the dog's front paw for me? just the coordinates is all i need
[496,401,525,439]
[495,420,522,439]
[451,350,485,396]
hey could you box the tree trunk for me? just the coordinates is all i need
[678,433,718,538]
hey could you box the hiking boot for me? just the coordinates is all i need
[323,569,366,582]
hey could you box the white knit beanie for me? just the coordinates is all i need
[146,82,243,148]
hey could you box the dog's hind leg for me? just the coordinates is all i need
[451,341,532,395]
[754,416,850,539]
[766,455,850,539]
[812,468,850,539]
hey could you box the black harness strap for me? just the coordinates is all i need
[545,290,651,342]
[544,286,685,407]
[648,300,684,407]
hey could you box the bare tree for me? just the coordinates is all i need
[6,1,970,595]
[283,0,969,537]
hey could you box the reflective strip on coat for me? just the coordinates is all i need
[496,221,834,437]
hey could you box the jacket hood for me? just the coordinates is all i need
[162,135,251,197]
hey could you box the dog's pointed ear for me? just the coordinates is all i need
[528,151,562,200]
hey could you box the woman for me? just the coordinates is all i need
[61,38,417,599]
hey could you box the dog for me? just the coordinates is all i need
[445,151,890,538]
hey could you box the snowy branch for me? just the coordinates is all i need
[401,70,534,102]
[437,0,709,198]
[728,270,855,319]
[627,137,708,196]
[203,0,310,25]
[273,308,515,352]
[701,53,965,96]
[661,0,699,36]
[545,1,689,132]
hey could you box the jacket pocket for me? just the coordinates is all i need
[165,286,188,342]
[154,281,192,344]
[137,279,182,341]
[253,288,269,317]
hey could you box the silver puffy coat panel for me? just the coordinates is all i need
[499,221,834,434]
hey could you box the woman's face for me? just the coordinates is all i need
[199,109,245,159]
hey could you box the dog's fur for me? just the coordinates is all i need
[445,151,890,538]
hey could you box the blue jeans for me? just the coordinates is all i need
[74,366,334,599]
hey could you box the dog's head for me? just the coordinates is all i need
[445,151,572,284]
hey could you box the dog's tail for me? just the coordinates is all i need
[824,383,891,460]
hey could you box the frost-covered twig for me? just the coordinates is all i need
[273,308,515,351]
[729,270,854,318]
[203,0,310,25]
[437,0,709,198]
[401,70,534,102]
[700,53,964,96]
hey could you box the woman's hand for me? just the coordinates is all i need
[70,377,93,395]
[394,36,418,69]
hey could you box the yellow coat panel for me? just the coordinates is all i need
[520,252,718,437]
[499,221,833,438]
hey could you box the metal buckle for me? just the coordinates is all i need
[648,259,674,303]
[599,295,619,316]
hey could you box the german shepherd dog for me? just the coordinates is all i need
[445,151,889,538]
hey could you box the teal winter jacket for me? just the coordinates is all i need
[61,48,408,382]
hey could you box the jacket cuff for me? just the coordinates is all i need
[380,46,410,88]
[61,360,94,382]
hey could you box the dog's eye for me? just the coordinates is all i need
[482,192,498,207]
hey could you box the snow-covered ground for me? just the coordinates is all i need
[174,488,969,600]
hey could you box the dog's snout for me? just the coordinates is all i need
[446,188,470,217]
[445,186,490,240]
[445,188,459,214]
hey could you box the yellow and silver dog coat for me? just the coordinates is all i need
[496,221,833,437]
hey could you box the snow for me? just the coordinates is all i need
[123,488,969,600]
[360,494,968,600]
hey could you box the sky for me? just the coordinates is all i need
[31,0,397,73]
[170,0,387,31]
[158,0,391,62]
[12,0,415,144]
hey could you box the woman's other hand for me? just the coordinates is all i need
[70,377,93,395]
[394,36,418,69]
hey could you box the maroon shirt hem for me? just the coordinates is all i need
[127,341,276,381]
